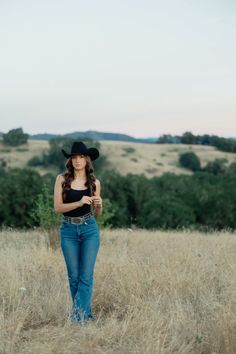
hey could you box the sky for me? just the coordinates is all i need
[0,0,235,138]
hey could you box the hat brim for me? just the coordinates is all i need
[61,149,71,158]
[87,147,99,161]
[61,148,99,161]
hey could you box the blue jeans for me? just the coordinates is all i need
[60,216,100,323]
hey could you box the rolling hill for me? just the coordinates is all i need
[1,139,236,178]
[29,130,156,144]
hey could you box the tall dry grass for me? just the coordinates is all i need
[1,227,236,353]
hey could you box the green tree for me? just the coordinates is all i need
[227,162,236,175]
[181,131,196,144]
[179,152,201,171]
[195,173,236,230]
[96,198,117,228]
[2,127,29,146]
[202,158,227,175]
[122,173,152,225]
[0,168,43,227]
[157,134,181,144]
[100,169,130,227]
[139,195,196,229]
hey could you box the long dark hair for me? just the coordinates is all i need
[61,155,96,202]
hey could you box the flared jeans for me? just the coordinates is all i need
[60,216,100,323]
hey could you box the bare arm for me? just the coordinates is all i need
[91,179,103,217]
[54,175,83,214]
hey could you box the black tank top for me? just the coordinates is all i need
[63,187,92,217]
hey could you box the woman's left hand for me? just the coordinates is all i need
[91,196,103,208]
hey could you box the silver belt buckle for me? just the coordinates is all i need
[79,217,85,224]
[74,217,83,224]
[64,212,92,225]
[74,215,88,224]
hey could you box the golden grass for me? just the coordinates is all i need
[100,140,236,178]
[0,140,49,169]
[0,140,54,176]
[1,139,236,178]
[1,228,236,353]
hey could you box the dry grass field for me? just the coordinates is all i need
[1,227,236,354]
[0,140,49,169]
[1,139,236,177]
[0,140,52,175]
[100,140,236,177]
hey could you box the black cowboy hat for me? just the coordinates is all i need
[61,141,99,161]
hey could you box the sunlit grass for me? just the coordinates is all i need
[100,141,236,178]
[1,227,236,353]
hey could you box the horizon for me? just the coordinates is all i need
[0,127,235,140]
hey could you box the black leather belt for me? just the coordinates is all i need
[63,212,93,225]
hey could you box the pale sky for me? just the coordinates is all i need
[0,0,235,138]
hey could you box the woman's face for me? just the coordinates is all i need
[71,154,87,171]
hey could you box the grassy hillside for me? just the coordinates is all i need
[1,227,236,353]
[1,139,236,177]
[100,140,236,177]
[0,140,53,175]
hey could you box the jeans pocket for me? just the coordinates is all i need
[85,217,97,226]
[60,220,70,229]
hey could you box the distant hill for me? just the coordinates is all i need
[29,133,58,140]
[30,130,157,144]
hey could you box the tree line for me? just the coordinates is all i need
[157,131,236,153]
[2,128,236,154]
[1,131,236,231]
[1,162,236,231]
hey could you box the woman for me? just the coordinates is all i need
[54,141,102,324]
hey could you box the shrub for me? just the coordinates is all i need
[227,162,236,174]
[96,198,117,228]
[122,147,135,154]
[16,147,29,152]
[30,184,61,229]
[28,156,44,166]
[0,158,7,168]
[202,158,227,175]
[0,148,11,153]
[179,152,201,171]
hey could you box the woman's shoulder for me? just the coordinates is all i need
[56,173,65,183]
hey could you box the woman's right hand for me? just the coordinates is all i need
[79,195,93,207]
